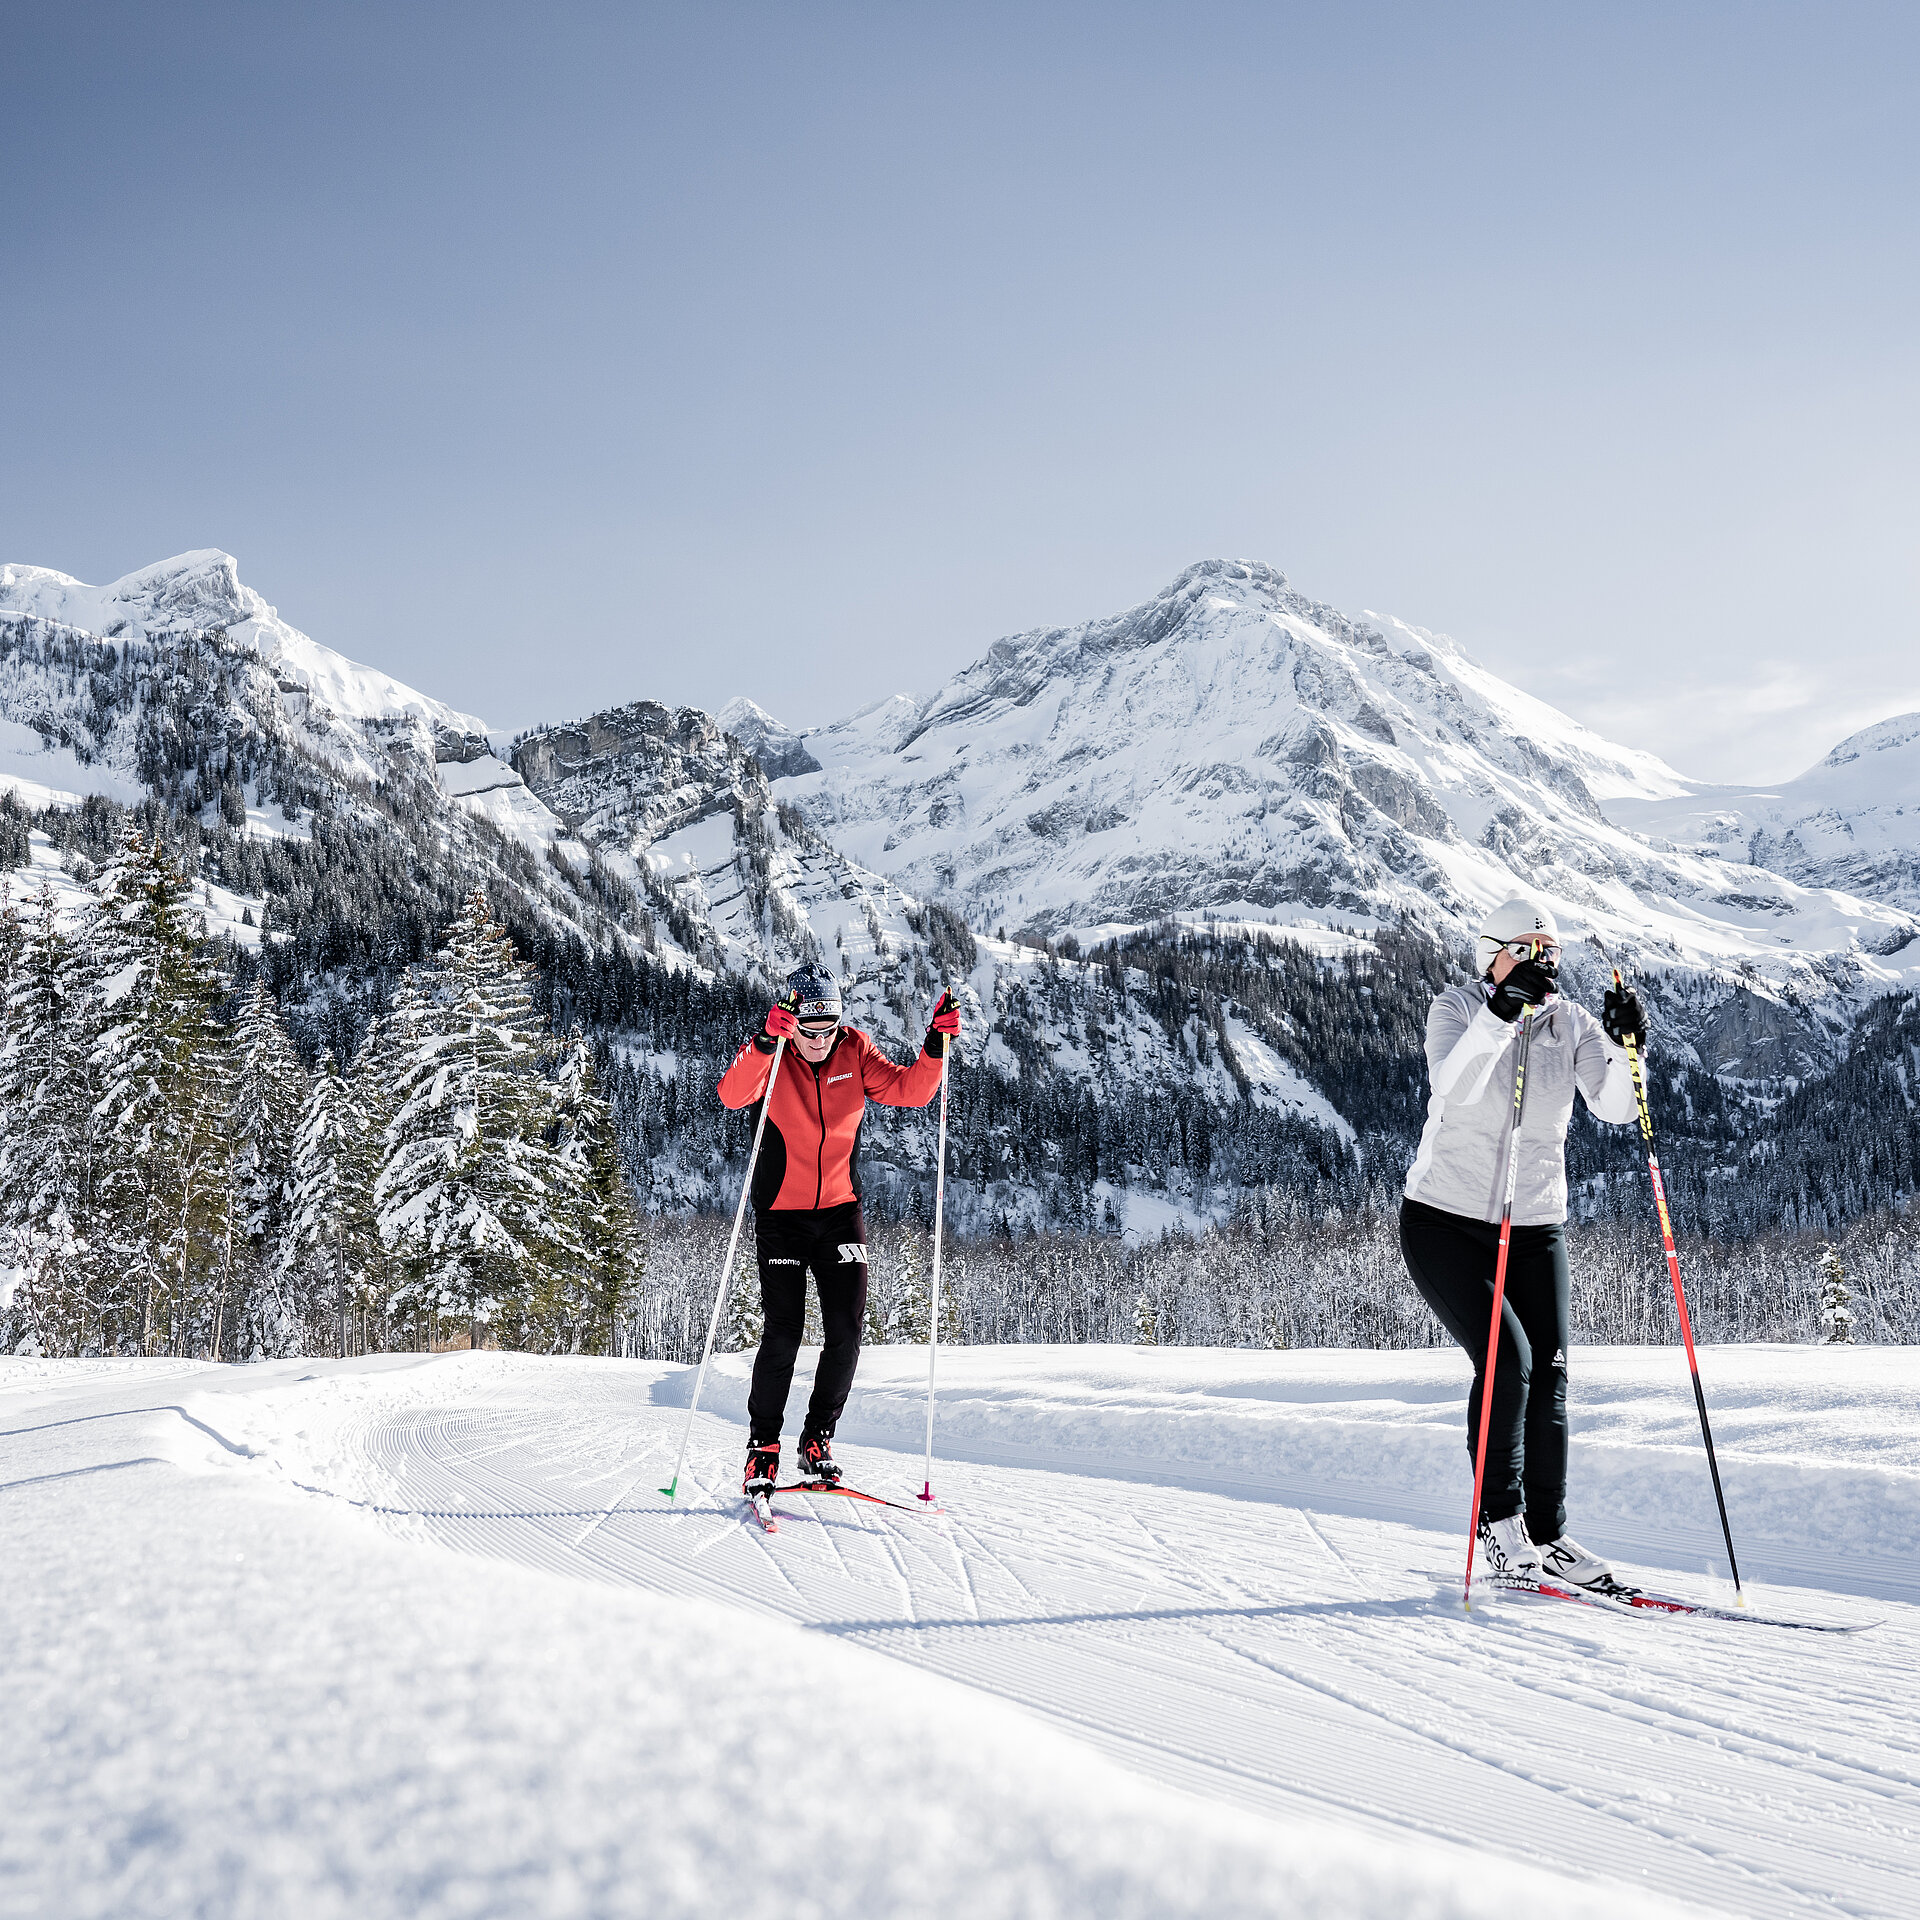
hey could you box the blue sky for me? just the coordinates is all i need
[3,2,1915,781]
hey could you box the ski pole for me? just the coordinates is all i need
[659,1033,787,1501]
[919,1017,953,1504]
[1598,945,1744,1602]
[1464,1001,1538,1609]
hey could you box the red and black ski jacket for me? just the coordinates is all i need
[717,1026,945,1212]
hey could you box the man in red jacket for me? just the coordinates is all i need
[718,965,962,1497]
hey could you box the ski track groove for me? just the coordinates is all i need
[1297,1506,1370,1598]
[289,1374,1918,1920]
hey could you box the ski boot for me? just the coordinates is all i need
[1476,1514,1545,1584]
[1537,1534,1616,1590]
[743,1440,780,1498]
[796,1433,844,1488]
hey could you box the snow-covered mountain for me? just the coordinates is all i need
[763,560,1920,999]
[5,545,1915,1236]
[1606,713,1920,915]
[0,552,489,787]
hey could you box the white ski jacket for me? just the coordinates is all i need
[1404,984,1639,1226]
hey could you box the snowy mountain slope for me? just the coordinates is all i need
[1607,712,1920,914]
[0,551,489,788]
[768,561,1920,999]
[508,699,1388,1229]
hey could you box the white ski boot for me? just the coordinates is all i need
[1476,1514,1545,1584]
[1537,1534,1616,1590]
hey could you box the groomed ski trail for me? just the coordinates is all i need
[266,1354,1920,1920]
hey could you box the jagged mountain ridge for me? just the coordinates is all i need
[767,560,1920,1006]
[3,548,1915,1240]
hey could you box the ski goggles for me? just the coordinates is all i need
[1498,939,1561,964]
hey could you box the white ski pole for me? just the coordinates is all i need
[918,1015,953,1505]
[660,1033,787,1501]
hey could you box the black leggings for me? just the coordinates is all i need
[747,1201,868,1446]
[1400,1196,1571,1542]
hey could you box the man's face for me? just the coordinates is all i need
[793,1022,837,1063]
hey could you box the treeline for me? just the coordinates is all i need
[613,1191,1920,1363]
[0,838,642,1360]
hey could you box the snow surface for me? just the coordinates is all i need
[0,716,150,810]
[434,752,581,858]
[7,1345,1913,1919]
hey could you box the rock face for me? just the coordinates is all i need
[512,702,758,843]
[765,560,1920,999]
[1695,988,1827,1080]
[512,701,935,1041]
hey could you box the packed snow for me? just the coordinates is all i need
[6,1344,1913,1919]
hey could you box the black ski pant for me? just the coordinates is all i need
[1400,1196,1571,1543]
[747,1200,869,1447]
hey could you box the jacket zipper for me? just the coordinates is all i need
[811,1056,827,1209]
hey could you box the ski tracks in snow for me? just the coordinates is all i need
[278,1361,1917,1920]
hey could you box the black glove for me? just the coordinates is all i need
[1603,985,1648,1049]
[1487,957,1557,1023]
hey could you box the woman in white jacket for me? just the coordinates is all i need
[1401,897,1646,1588]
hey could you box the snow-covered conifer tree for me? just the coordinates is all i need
[887,1231,930,1343]
[285,1048,377,1357]
[718,1252,762,1354]
[531,1029,645,1354]
[1819,1243,1855,1344]
[374,889,568,1352]
[348,1003,412,1338]
[90,830,235,1355]
[0,880,106,1350]
[229,978,308,1345]
[1133,1287,1160,1346]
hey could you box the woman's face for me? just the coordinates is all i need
[1489,939,1560,983]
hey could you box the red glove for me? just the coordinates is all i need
[925,990,961,1058]
[765,1002,797,1041]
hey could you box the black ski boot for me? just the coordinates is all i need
[797,1433,843,1488]
[743,1440,780,1498]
